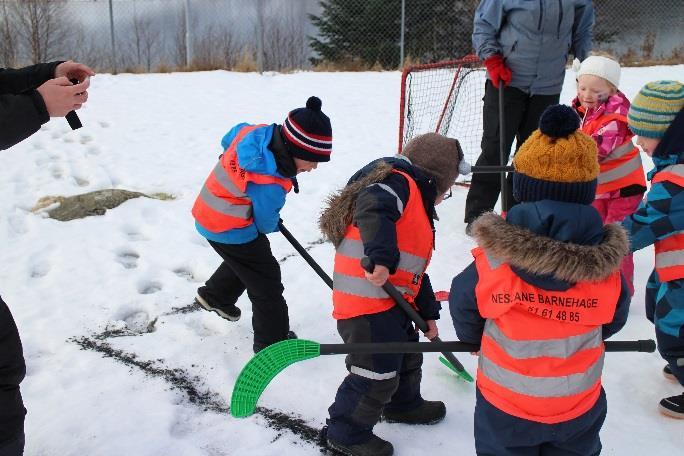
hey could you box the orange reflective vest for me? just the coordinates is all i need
[192,124,293,233]
[473,247,621,424]
[581,113,646,195]
[332,169,433,320]
[652,164,684,282]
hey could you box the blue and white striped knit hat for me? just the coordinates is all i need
[628,80,684,139]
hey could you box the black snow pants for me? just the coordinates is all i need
[0,296,25,456]
[205,235,290,352]
[464,80,559,223]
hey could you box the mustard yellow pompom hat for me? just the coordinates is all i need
[513,104,599,205]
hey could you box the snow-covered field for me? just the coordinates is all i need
[2,65,683,455]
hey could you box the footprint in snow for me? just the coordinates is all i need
[116,250,139,269]
[173,267,198,282]
[30,262,50,278]
[138,281,162,295]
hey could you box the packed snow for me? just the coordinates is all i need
[1,65,683,455]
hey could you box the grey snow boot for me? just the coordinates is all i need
[326,434,393,456]
[382,399,446,425]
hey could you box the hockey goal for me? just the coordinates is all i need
[398,55,486,175]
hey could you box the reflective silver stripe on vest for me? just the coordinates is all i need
[350,365,397,380]
[483,320,602,359]
[333,273,413,298]
[337,238,427,275]
[677,358,684,367]
[662,164,684,177]
[368,183,404,215]
[212,162,247,198]
[655,250,684,268]
[604,141,636,161]
[479,352,604,398]
[199,186,252,219]
[597,154,642,185]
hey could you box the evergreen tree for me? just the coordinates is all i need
[309,0,477,68]
[309,0,401,68]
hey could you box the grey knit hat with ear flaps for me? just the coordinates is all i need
[401,133,463,194]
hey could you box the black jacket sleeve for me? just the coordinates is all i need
[0,62,60,95]
[602,273,632,339]
[414,272,441,321]
[0,63,59,150]
[449,262,485,344]
[0,91,50,150]
[353,172,410,272]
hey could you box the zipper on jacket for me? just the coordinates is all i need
[538,0,543,30]
[557,0,563,39]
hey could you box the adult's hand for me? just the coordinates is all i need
[36,77,90,117]
[483,54,512,89]
[54,60,95,82]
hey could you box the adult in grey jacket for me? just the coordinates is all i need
[464,0,594,230]
[0,60,93,456]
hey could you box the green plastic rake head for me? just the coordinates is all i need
[230,338,479,418]
[230,339,321,418]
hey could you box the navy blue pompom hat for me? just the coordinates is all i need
[512,104,600,205]
[282,96,333,162]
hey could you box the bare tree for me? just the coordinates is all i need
[192,24,238,70]
[172,9,188,67]
[215,28,237,69]
[11,0,70,64]
[263,6,308,71]
[0,1,17,67]
[68,24,106,71]
[129,13,160,71]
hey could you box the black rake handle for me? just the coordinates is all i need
[319,339,656,355]
[360,257,469,374]
[278,220,333,289]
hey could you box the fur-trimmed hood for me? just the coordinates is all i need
[319,161,394,247]
[471,212,629,283]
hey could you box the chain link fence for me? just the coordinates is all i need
[0,0,682,72]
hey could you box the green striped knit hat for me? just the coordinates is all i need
[628,80,684,138]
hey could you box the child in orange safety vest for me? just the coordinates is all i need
[622,80,684,419]
[191,96,332,354]
[572,55,646,295]
[450,105,632,455]
[318,133,467,456]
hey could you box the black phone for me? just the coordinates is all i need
[66,78,82,130]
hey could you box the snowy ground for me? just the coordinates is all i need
[2,65,683,455]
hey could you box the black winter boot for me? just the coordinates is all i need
[659,393,684,419]
[663,364,676,381]
[326,434,393,456]
[195,287,241,321]
[253,330,298,353]
[382,399,446,425]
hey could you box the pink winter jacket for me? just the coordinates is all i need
[572,91,632,163]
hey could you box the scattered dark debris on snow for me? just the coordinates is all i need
[163,302,202,316]
[278,236,328,263]
[70,334,327,452]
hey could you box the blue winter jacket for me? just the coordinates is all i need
[473,0,594,95]
[623,108,684,339]
[450,201,631,345]
[195,123,289,244]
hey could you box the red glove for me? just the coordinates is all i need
[484,54,512,88]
